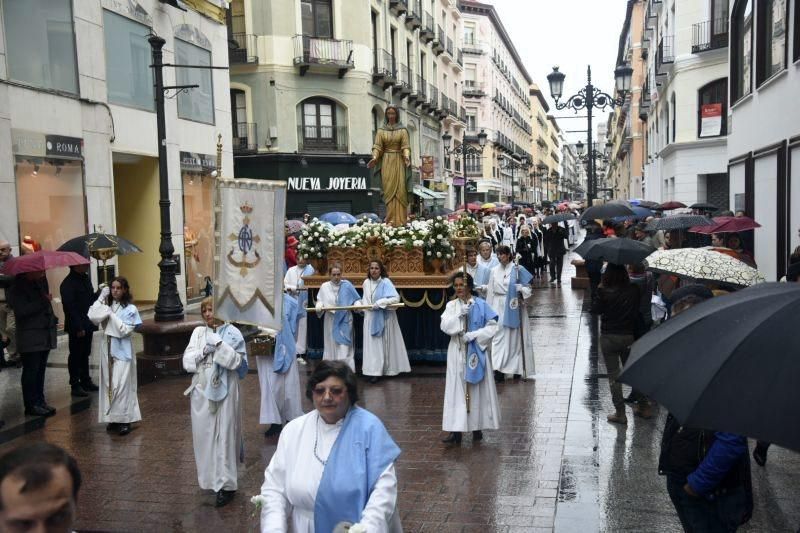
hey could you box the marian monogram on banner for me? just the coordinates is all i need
[227,202,262,276]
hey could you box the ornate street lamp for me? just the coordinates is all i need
[442,129,488,209]
[547,64,632,203]
[497,154,530,205]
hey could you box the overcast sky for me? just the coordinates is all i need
[486,0,630,143]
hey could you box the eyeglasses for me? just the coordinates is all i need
[312,386,347,398]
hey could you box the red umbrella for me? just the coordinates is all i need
[0,250,89,276]
[657,201,687,210]
[458,202,482,212]
[689,216,762,234]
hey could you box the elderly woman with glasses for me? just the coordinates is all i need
[260,360,402,532]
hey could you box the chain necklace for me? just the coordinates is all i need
[313,413,329,466]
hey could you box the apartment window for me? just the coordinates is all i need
[231,89,247,138]
[711,0,730,33]
[176,39,214,124]
[698,79,728,138]
[302,0,333,38]
[464,23,475,45]
[756,0,788,85]
[3,0,78,93]
[467,115,476,131]
[103,10,153,110]
[302,97,336,147]
[731,0,753,101]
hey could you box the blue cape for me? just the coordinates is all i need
[109,304,142,361]
[274,293,298,374]
[333,280,361,346]
[202,323,247,402]
[465,297,499,384]
[502,264,533,329]
[369,278,399,337]
[314,406,401,532]
[471,263,491,286]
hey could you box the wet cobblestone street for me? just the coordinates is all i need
[1,253,798,532]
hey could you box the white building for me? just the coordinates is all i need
[641,0,730,206]
[459,0,533,204]
[727,0,798,280]
[0,0,233,318]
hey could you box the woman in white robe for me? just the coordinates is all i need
[88,277,142,436]
[260,360,402,532]
[315,264,359,372]
[360,261,410,382]
[440,272,500,445]
[182,297,248,507]
[283,257,315,358]
[486,246,535,380]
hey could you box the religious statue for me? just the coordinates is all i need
[367,106,412,226]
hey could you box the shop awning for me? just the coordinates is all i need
[412,185,446,200]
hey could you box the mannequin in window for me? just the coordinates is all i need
[367,106,411,227]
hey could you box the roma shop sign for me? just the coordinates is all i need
[287,176,368,191]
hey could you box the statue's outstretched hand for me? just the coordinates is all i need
[366,158,377,169]
[403,156,411,166]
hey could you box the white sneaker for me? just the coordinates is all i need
[297,357,307,365]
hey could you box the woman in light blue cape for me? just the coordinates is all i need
[315,263,360,372]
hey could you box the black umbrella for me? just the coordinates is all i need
[620,282,800,451]
[574,237,655,265]
[58,232,142,258]
[637,200,660,209]
[646,215,714,231]
[541,213,576,225]
[580,202,634,221]
[689,202,718,211]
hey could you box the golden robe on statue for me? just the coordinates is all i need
[371,126,411,226]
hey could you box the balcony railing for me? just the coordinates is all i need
[233,122,257,153]
[405,0,422,30]
[463,80,486,97]
[372,49,396,88]
[657,35,675,71]
[389,0,408,16]
[420,13,435,43]
[446,37,454,57]
[462,36,483,55]
[428,84,439,113]
[394,63,412,96]
[691,18,729,53]
[415,74,428,104]
[457,49,464,66]
[229,33,258,64]
[293,35,354,77]
[432,25,445,54]
[459,106,466,123]
[297,125,348,153]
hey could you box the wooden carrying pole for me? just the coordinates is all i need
[306,303,405,312]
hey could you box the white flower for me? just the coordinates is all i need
[436,251,442,257]
[320,237,326,242]
[310,247,315,252]
[317,252,322,257]
[251,495,267,508]
[446,254,453,259]
[349,525,368,533]
[429,238,435,244]
[426,251,432,256]
[314,232,319,237]
[436,234,443,240]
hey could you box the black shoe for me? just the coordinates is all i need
[71,385,89,397]
[43,404,56,415]
[82,381,100,392]
[215,490,236,508]
[441,432,462,444]
[473,430,483,441]
[264,423,283,437]
[118,424,131,436]
[368,376,379,384]
[106,423,120,432]
[753,447,768,467]
[494,370,504,384]
[25,405,53,417]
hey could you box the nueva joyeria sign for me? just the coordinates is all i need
[287,176,367,191]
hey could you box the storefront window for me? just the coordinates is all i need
[15,158,86,325]
[182,172,215,299]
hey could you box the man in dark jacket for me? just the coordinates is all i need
[60,264,99,397]
[8,271,57,417]
[543,223,568,286]
[582,223,604,306]
[659,285,753,531]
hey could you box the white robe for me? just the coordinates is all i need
[315,281,355,372]
[360,278,410,377]
[440,298,501,432]
[256,354,303,425]
[260,410,402,532]
[486,263,535,378]
[466,263,488,297]
[182,326,244,492]
[88,301,142,424]
[284,265,314,354]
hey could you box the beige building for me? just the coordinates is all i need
[459,0,533,204]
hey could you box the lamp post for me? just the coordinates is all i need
[442,129,488,209]
[533,163,548,203]
[547,64,632,204]
[497,154,530,205]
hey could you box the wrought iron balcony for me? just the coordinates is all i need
[462,36,483,55]
[389,0,408,16]
[657,35,674,73]
[293,35,354,78]
[372,49,396,89]
[233,122,257,153]
[691,18,729,53]
[432,25,445,55]
[405,0,422,30]
[457,49,464,67]
[297,125,349,153]
[394,63,412,97]
[427,84,439,113]
[463,80,486,97]
[446,37,454,57]
[228,33,257,64]
[420,13,435,43]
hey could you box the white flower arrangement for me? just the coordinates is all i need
[298,218,334,260]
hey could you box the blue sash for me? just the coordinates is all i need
[502,264,533,329]
[274,294,298,374]
[202,323,247,402]
[472,264,491,286]
[369,278,399,337]
[333,280,361,346]
[109,304,142,361]
[464,298,498,384]
[314,407,401,533]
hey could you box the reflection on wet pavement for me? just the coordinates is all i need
[0,251,798,532]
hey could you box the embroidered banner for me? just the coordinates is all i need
[214,178,286,330]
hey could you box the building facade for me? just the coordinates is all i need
[639,0,730,205]
[229,0,464,216]
[0,0,233,316]
[459,0,533,205]
[727,0,798,280]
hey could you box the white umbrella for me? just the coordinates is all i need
[644,248,766,287]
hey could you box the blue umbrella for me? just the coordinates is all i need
[319,211,358,225]
[355,212,381,222]
[612,205,654,223]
